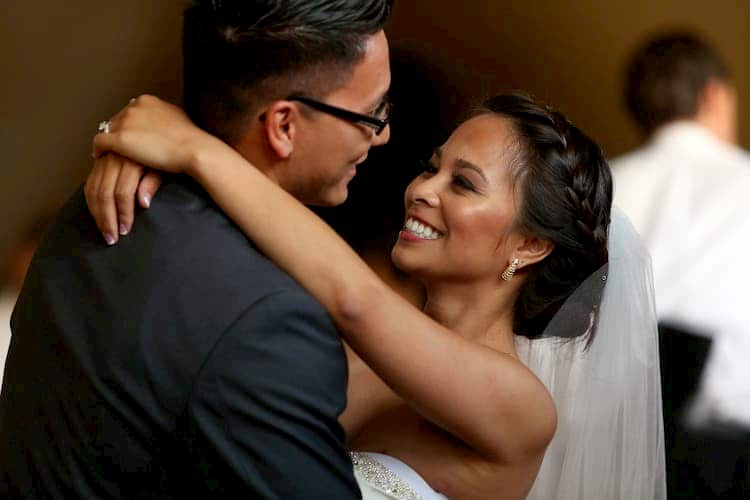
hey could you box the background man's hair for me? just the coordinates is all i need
[624,31,730,136]
[183,0,394,144]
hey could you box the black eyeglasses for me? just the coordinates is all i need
[287,95,392,135]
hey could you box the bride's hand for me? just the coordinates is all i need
[86,95,220,244]
[84,154,162,245]
[92,94,214,174]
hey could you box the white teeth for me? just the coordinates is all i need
[404,217,442,240]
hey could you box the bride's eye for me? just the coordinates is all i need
[452,174,476,192]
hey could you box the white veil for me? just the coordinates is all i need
[516,208,667,500]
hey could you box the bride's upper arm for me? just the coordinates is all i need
[334,281,557,461]
[491,363,557,461]
[339,344,401,440]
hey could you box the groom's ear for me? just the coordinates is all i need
[260,100,298,160]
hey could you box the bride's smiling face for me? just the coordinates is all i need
[391,114,524,283]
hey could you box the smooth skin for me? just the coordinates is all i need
[87,96,556,499]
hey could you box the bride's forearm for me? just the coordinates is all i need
[188,143,383,322]
[187,145,538,459]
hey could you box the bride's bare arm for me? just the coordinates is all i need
[91,96,555,462]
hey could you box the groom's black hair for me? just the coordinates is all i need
[182,0,394,145]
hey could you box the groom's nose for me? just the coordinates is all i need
[371,123,391,147]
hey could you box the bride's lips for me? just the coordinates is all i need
[399,215,444,242]
[399,229,428,242]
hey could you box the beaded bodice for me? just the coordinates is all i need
[351,452,422,500]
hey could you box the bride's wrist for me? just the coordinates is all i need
[186,134,238,183]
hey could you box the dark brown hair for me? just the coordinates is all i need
[476,93,612,343]
[624,31,730,136]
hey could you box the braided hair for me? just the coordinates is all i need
[476,93,612,343]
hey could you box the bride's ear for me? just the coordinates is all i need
[514,236,554,269]
[260,100,298,159]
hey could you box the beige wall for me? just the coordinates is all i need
[2,1,184,279]
[2,1,749,280]
[387,0,750,156]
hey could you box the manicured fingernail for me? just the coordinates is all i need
[119,224,129,236]
[142,194,151,208]
[104,234,116,246]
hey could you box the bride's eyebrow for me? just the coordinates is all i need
[433,147,488,183]
[455,158,489,184]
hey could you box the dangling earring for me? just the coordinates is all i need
[501,258,520,281]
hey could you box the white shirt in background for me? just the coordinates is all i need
[612,121,750,427]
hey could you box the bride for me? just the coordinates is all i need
[87,93,665,499]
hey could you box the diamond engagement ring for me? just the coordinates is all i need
[98,120,111,134]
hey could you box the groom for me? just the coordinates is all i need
[0,0,392,498]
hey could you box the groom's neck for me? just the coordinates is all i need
[231,122,312,205]
[232,134,285,188]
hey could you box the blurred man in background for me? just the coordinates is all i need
[612,31,750,498]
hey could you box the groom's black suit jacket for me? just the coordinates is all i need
[0,178,359,498]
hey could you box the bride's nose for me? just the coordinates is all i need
[406,176,440,208]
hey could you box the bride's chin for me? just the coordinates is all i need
[390,249,431,281]
[390,253,406,272]
[390,246,411,272]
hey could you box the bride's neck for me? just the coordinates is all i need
[422,281,518,354]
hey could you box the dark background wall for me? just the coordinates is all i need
[2,1,749,282]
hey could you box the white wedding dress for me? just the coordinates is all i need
[351,452,447,500]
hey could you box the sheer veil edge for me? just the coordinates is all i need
[516,208,667,500]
